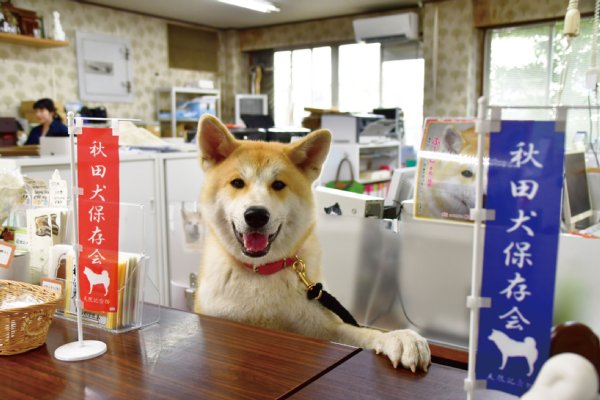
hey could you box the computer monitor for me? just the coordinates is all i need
[241,114,274,129]
[563,151,593,230]
[384,167,416,208]
[235,94,268,126]
[40,137,70,156]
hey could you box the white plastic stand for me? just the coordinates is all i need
[54,113,137,362]
[54,339,107,361]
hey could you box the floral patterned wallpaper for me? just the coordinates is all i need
[219,30,250,123]
[474,0,594,28]
[422,0,479,118]
[0,0,222,124]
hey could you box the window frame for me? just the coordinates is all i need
[274,42,422,124]
[482,17,594,107]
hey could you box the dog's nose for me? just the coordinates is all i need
[244,207,270,229]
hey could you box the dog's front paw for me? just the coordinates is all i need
[373,329,431,372]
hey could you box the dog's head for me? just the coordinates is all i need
[424,125,489,219]
[442,125,485,156]
[488,329,502,342]
[196,115,331,264]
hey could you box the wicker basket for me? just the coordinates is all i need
[0,280,61,355]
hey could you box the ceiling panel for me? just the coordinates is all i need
[80,0,420,29]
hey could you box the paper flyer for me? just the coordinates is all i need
[414,118,488,222]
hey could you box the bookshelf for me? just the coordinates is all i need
[155,87,220,137]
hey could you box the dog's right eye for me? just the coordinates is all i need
[461,170,474,178]
[230,179,245,189]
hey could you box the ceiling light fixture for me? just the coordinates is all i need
[217,0,280,13]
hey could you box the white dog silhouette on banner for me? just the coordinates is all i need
[83,267,110,296]
[488,329,538,377]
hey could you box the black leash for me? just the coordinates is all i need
[293,258,360,327]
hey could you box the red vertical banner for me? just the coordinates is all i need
[77,127,120,312]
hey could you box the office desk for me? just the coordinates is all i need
[289,351,513,400]
[0,307,359,399]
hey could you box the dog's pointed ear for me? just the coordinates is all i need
[197,115,239,170]
[286,129,331,181]
[443,125,463,154]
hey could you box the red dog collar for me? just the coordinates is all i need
[244,257,296,275]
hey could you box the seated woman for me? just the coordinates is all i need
[24,98,68,145]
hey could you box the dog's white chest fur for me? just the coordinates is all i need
[197,235,332,336]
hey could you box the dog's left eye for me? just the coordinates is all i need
[461,170,474,178]
[230,179,245,189]
[271,180,286,191]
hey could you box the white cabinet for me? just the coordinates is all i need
[156,87,221,138]
[0,154,166,306]
[156,153,204,311]
[0,151,208,310]
[76,31,133,103]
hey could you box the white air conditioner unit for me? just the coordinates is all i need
[353,12,419,43]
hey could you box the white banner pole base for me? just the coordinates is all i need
[53,112,112,362]
[54,340,107,361]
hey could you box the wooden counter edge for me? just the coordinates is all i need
[429,342,468,369]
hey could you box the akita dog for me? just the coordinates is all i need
[194,115,431,372]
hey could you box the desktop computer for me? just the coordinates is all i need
[562,150,600,236]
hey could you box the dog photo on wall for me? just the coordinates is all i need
[193,115,431,372]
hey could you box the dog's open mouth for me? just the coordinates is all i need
[233,223,281,258]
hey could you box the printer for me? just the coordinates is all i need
[321,113,396,144]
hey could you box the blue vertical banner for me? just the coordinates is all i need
[476,120,565,396]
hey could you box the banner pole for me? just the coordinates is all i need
[54,113,107,361]
[465,96,489,400]
[69,112,85,346]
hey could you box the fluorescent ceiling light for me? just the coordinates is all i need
[218,0,280,13]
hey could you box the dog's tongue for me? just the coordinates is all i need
[243,233,269,252]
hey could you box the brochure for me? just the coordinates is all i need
[414,118,488,222]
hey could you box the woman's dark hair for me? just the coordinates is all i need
[33,98,62,121]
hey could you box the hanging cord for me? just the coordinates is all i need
[589,94,600,165]
[592,0,600,70]
[556,37,573,106]
[557,0,579,105]
[596,90,600,156]
[593,0,600,166]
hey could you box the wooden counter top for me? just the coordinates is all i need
[0,306,359,399]
[288,350,514,400]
